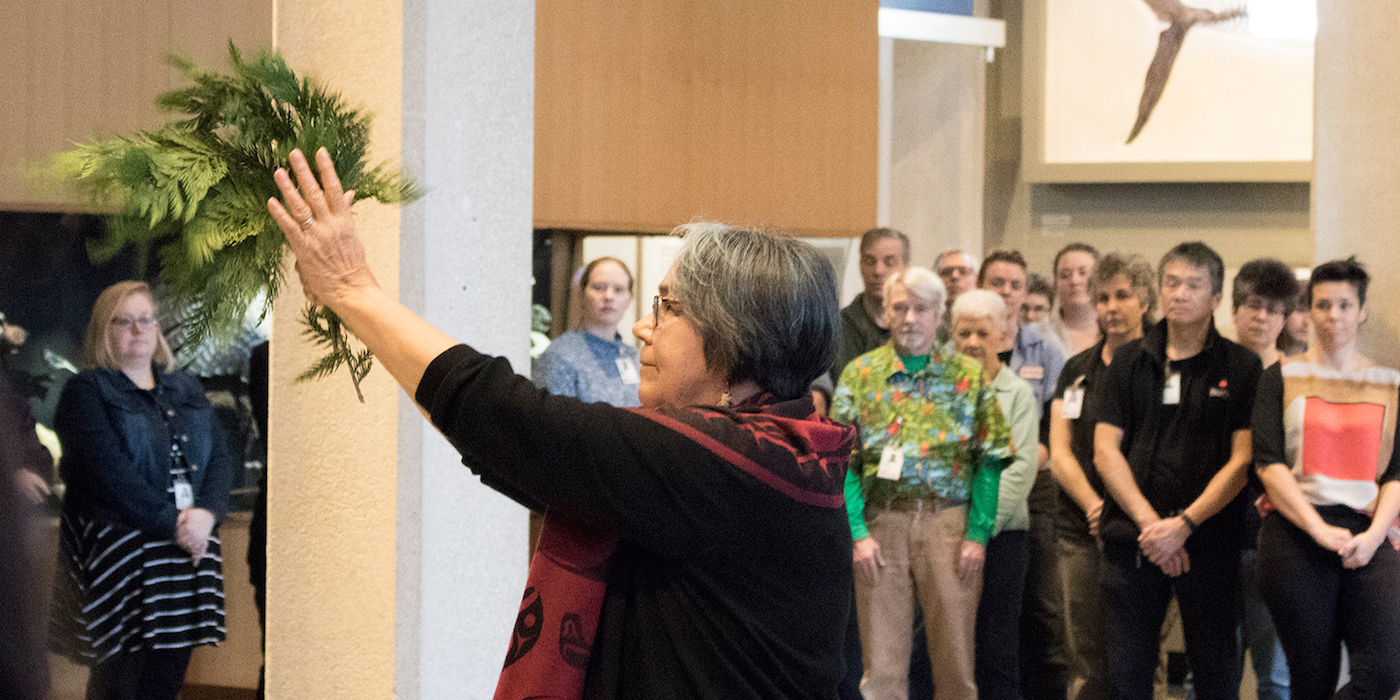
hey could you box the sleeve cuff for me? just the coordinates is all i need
[415,344,481,412]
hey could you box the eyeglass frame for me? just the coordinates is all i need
[651,295,682,328]
[1240,296,1289,317]
[111,315,157,330]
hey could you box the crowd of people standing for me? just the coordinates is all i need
[831,227,1400,700]
[4,143,1397,699]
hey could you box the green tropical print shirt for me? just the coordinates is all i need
[833,344,1014,545]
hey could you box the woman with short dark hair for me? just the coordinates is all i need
[1251,258,1400,700]
[268,148,857,698]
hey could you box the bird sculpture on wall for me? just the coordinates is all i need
[1127,0,1246,143]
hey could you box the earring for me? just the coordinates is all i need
[718,391,731,408]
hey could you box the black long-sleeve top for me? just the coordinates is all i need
[417,345,857,699]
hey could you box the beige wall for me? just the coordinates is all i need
[0,0,273,211]
[534,0,879,237]
[267,0,403,697]
[987,0,1313,278]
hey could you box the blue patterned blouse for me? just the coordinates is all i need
[532,330,642,407]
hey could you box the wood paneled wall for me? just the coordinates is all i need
[0,0,273,212]
[535,0,879,237]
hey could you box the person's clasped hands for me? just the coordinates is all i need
[1138,515,1192,577]
[176,508,216,564]
[11,470,50,505]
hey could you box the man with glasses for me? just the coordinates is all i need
[830,228,911,699]
[1094,242,1263,700]
[935,250,979,346]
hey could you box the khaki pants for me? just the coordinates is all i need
[858,504,982,700]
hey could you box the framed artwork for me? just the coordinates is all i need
[1023,0,1315,182]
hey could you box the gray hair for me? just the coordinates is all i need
[860,227,912,264]
[950,289,1007,329]
[669,222,839,400]
[1091,253,1158,321]
[935,249,979,273]
[882,266,946,309]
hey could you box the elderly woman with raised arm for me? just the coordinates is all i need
[268,148,857,699]
[1251,258,1400,700]
[1047,253,1156,700]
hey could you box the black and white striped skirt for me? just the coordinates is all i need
[50,513,225,665]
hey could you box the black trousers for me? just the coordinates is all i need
[1258,510,1400,700]
[86,647,193,700]
[840,581,864,700]
[976,529,1030,700]
[1101,537,1241,700]
[1021,471,1068,700]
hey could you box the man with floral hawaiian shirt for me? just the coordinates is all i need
[834,266,1015,700]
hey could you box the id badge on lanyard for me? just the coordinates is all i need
[1163,371,1181,405]
[877,415,905,480]
[616,356,641,385]
[174,478,194,510]
[1061,376,1086,419]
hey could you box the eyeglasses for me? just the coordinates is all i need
[1242,298,1288,316]
[939,266,974,279]
[651,295,682,328]
[111,316,156,330]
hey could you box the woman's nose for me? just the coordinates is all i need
[632,316,653,343]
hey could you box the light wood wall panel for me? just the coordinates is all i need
[1,0,273,211]
[535,0,879,237]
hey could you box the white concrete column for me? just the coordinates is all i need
[398,0,535,698]
[1313,0,1400,367]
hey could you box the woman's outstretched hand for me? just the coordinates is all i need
[267,147,374,307]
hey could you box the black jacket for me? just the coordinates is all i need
[1095,320,1261,546]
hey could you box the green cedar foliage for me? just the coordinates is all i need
[52,42,421,401]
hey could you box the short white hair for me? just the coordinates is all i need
[936,249,980,272]
[882,266,946,309]
[950,289,1007,328]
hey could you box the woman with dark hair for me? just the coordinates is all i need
[268,149,856,698]
[1046,243,1102,356]
[50,281,233,700]
[533,256,641,406]
[1277,290,1310,357]
[1251,258,1400,700]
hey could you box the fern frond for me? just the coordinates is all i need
[51,41,419,400]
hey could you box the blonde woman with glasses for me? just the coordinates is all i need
[50,281,233,700]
